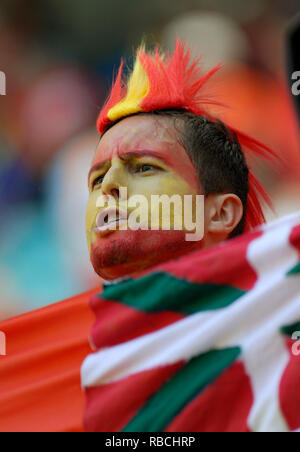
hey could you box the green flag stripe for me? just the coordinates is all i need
[101,273,245,316]
[281,321,300,337]
[287,262,300,276]
[122,347,241,432]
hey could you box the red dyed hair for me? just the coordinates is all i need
[97,41,277,231]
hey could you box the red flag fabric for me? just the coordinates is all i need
[0,288,97,432]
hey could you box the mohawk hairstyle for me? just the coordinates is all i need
[97,40,277,232]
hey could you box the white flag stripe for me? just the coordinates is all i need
[249,217,299,287]
[242,213,299,432]
[81,272,300,383]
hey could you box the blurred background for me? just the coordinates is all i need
[0,0,299,320]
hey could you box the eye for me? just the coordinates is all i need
[92,175,105,190]
[136,164,157,174]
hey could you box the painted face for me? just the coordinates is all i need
[86,114,204,280]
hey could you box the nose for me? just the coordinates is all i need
[101,159,125,201]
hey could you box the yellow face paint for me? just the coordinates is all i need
[86,114,203,278]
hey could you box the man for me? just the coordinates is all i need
[81,42,300,432]
[86,42,273,282]
[0,41,299,433]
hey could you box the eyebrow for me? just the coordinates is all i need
[88,161,109,183]
[88,150,169,183]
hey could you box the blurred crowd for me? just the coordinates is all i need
[0,0,299,320]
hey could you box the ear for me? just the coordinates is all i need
[206,193,244,238]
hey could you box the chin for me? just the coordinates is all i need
[90,229,203,280]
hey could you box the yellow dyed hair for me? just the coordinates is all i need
[107,50,150,122]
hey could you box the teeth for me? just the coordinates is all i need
[96,208,127,229]
[107,215,119,225]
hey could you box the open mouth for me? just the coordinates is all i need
[94,207,128,234]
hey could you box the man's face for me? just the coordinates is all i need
[86,114,204,280]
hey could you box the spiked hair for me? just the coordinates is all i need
[97,41,277,232]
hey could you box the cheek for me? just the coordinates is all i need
[159,173,198,197]
[129,174,199,230]
[169,159,200,192]
[86,193,99,251]
[132,173,197,198]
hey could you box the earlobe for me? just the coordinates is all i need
[207,194,244,237]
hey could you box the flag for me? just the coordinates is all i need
[0,288,97,432]
[82,212,300,432]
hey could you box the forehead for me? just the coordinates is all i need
[91,114,200,190]
[92,114,186,166]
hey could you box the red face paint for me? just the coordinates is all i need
[90,115,200,191]
[91,229,203,280]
